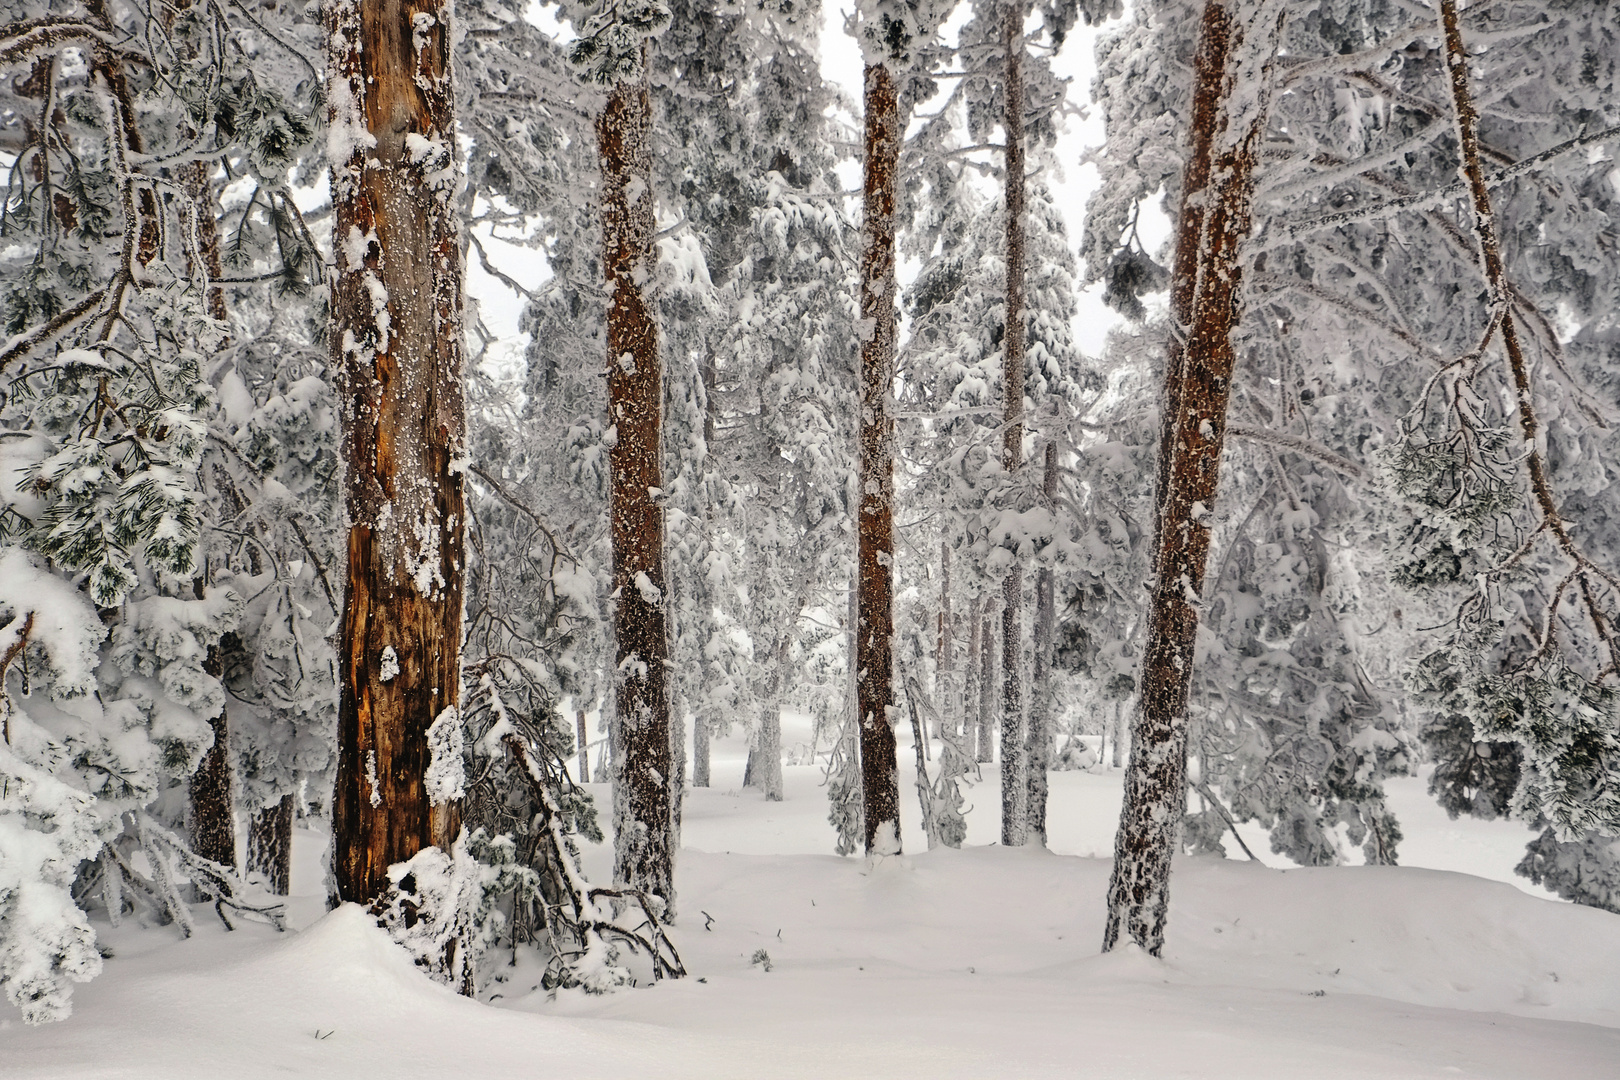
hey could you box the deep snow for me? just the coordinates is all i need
[5,719,1618,1079]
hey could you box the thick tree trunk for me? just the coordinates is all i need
[247,793,294,895]
[978,601,996,765]
[998,0,1029,848]
[1026,441,1057,845]
[856,61,903,856]
[1103,0,1284,956]
[188,684,234,870]
[328,0,466,905]
[599,62,676,909]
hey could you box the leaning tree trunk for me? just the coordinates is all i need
[998,0,1029,848]
[856,61,903,856]
[600,58,676,910]
[1103,0,1285,956]
[1026,441,1057,846]
[247,793,294,895]
[327,0,466,905]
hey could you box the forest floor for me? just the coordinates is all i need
[6,716,1620,1079]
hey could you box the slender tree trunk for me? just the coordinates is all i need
[328,0,466,905]
[1103,0,1284,956]
[978,601,996,765]
[938,540,953,738]
[599,56,675,909]
[856,61,902,856]
[999,0,1029,848]
[575,709,590,785]
[247,793,294,895]
[692,713,710,787]
[964,599,981,760]
[1112,700,1125,769]
[1026,441,1057,845]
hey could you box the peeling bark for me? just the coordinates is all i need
[856,61,903,855]
[1103,0,1285,956]
[328,0,466,905]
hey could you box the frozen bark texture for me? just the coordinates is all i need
[999,0,1029,848]
[187,667,235,870]
[1103,0,1284,955]
[599,67,676,911]
[248,794,294,896]
[1026,441,1058,846]
[328,0,466,904]
[857,61,902,855]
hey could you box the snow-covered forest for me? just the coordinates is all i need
[3,0,1620,1075]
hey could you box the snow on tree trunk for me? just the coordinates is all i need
[978,601,996,765]
[600,63,676,912]
[856,60,903,857]
[187,698,234,869]
[692,712,710,788]
[1103,0,1285,956]
[938,540,954,739]
[1026,441,1057,846]
[964,595,981,760]
[327,0,467,904]
[248,794,294,896]
[999,0,1029,849]
[576,709,591,786]
[1111,699,1125,770]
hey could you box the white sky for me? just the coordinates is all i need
[467,3,1171,374]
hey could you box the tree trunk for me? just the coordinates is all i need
[856,61,903,856]
[692,713,710,788]
[1026,441,1057,845]
[328,0,466,905]
[600,59,675,909]
[1103,0,1284,956]
[963,598,981,760]
[998,0,1029,848]
[575,709,590,785]
[938,541,954,739]
[188,668,234,870]
[1111,700,1125,769]
[978,601,996,765]
[247,793,294,896]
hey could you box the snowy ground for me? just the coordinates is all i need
[6,717,1618,1079]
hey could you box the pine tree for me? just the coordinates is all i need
[1103,0,1288,957]
[326,0,467,904]
[0,0,317,1019]
[568,0,679,912]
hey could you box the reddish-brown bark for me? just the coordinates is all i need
[857,61,902,855]
[1104,0,1283,956]
[328,0,466,905]
[599,67,676,907]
